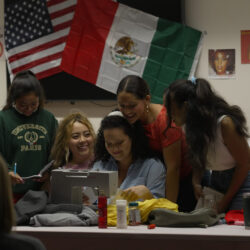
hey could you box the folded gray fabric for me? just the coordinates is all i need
[15,190,98,226]
[148,208,225,228]
[30,213,87,226]
[43,203,82,214]
[30,205,98,226]
[15,190,48,225]
[78,206,98,225]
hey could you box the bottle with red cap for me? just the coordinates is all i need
[98,190,107,228]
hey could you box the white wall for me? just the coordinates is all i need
[45,100,116,133]
[1,0,250,129]
[185,0,250,125]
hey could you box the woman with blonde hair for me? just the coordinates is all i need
[0,154,46,249]
[51,112,96,170]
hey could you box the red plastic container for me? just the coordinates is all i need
[98,195,107,228]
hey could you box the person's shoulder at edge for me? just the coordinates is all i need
[134,157,166,173]
[220,115,240,138]
[39,107,56,118]
[38,108,58,125]
[220,115,233,126]
[1,232,46,250]
[151,103,165,120]
[143,104,164,130]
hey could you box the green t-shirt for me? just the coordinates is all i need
[0,107,58,194]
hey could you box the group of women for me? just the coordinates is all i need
[1,70,250,215]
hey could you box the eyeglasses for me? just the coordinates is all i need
[105,140,125,150]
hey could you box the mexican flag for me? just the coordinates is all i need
[61,0,202,103]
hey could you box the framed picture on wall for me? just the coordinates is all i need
[241,30,250,64]
[208,49,235,79]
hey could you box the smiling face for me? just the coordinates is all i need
[104,127,132,162]
[117,92,148,124]
[14,92,39,116]
[214,51,228,75]
[68,121,94,164]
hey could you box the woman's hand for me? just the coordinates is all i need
[121,185,153,201]
[9,171,24,184]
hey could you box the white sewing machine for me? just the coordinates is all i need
[49,169,118,204]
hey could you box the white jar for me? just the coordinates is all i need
[116,199,127,229]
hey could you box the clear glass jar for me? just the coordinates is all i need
[128,202,141,226]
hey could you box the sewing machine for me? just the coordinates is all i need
[49,169,118,204]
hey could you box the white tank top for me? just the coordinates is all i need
[206,115,235,171]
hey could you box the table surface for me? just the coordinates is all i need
[15,224,250,237]
[15,224,250,250]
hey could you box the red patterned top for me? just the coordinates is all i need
[143,106,191,179]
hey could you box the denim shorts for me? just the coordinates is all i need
[206,168,250,210]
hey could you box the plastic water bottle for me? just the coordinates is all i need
[116,199,127,229]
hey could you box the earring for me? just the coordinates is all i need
[146,105,149,113]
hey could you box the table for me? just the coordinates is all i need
[15,224,250,250]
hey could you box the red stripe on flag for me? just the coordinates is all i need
[53,21,73,32]
[46,0,69,7]
[49,5,76,19]
[8,36,67,63]
[36,66,62,79]
[60,0,118,84]
[12,52,63,74]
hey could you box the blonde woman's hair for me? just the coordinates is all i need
[50,112,96,168]
[0,154,15,233]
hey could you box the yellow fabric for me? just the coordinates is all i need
[107,198,178,227]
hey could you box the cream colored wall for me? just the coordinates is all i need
[45,100,116,133]
[1,0,250,129]
[185,0,250,126]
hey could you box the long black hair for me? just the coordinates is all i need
[116,75,150,99]
[165,78,249,170]
[94,114,154,162]
[3,70,45,110]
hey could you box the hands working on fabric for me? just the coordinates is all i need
[118,185,153,202]
[93,111,166,202]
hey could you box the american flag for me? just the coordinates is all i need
[4,0,77,79]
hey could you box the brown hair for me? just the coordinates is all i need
[0,154,15,233]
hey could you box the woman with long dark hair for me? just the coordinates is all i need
[93,111,166,201]
[165,77,250,213]
[116,75,195,211]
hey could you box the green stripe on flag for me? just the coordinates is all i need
[143,18,202,104]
